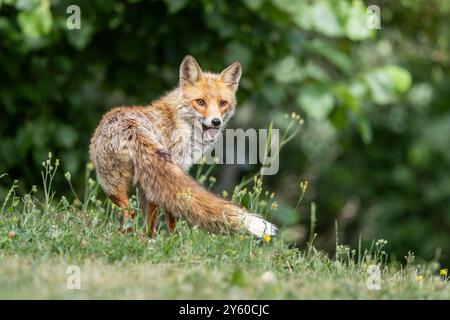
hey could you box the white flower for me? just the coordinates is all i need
[261,271,276,284]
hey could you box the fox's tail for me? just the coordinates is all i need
[131,131,277,238]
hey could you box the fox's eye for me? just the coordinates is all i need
[219,100,228,108]
[196,99,206,106]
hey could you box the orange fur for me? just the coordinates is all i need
[89,55,276,238]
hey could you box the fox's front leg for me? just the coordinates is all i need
[142,203,177,237]
[109,193,135,233]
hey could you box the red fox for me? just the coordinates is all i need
[89,55,277,238]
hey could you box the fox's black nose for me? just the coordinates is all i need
[211,118,222,127]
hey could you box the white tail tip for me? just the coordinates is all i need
[240,213,278,238]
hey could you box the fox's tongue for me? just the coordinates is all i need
[204,128,218,140]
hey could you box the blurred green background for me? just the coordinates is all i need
[1,0,449,263]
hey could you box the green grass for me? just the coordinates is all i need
[0,143,449,299]
[0,220,449,299]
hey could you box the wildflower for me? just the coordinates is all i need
[263,234,271,242]
[86,162,94,171]
[256,177,263,187]
[55,159,60,167]
[259,200,267,208]
[270,192,275,199]
[61,196,69,207]
[288,112,301,121]
[375,239,388,246]
[48,152,52,159]
[416,275,424,285]
[271,202,278,210]
[177,188,194,201]
[440,269,448,277]
[261,271,276,284]
[64,172,71,181]
[7,231,16,239]
[31,185,37,193]
[299,180,308,192]
[336,244,350,254]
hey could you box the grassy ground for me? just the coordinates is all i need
[1,222,449,299]
[0,154,449,299]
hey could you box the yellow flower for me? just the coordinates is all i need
[271,201,278,210]
[440,269,448,277]
[86,162,94,171]
[300,180,309,192]
[263,234,271,242]
[416,275,424,284]
[176,188,194,201]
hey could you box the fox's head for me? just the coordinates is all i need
[179,55,242,143]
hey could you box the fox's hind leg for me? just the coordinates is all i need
[144,203,159,238]
[165,213,177,234]
[139,191,159,238]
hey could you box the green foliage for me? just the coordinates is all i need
[298,84,334,120]
[0,0,449,264]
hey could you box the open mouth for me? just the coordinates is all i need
[202,124,219,141]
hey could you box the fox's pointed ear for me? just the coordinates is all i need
[219,61,242,90]
[180,55,202,84]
